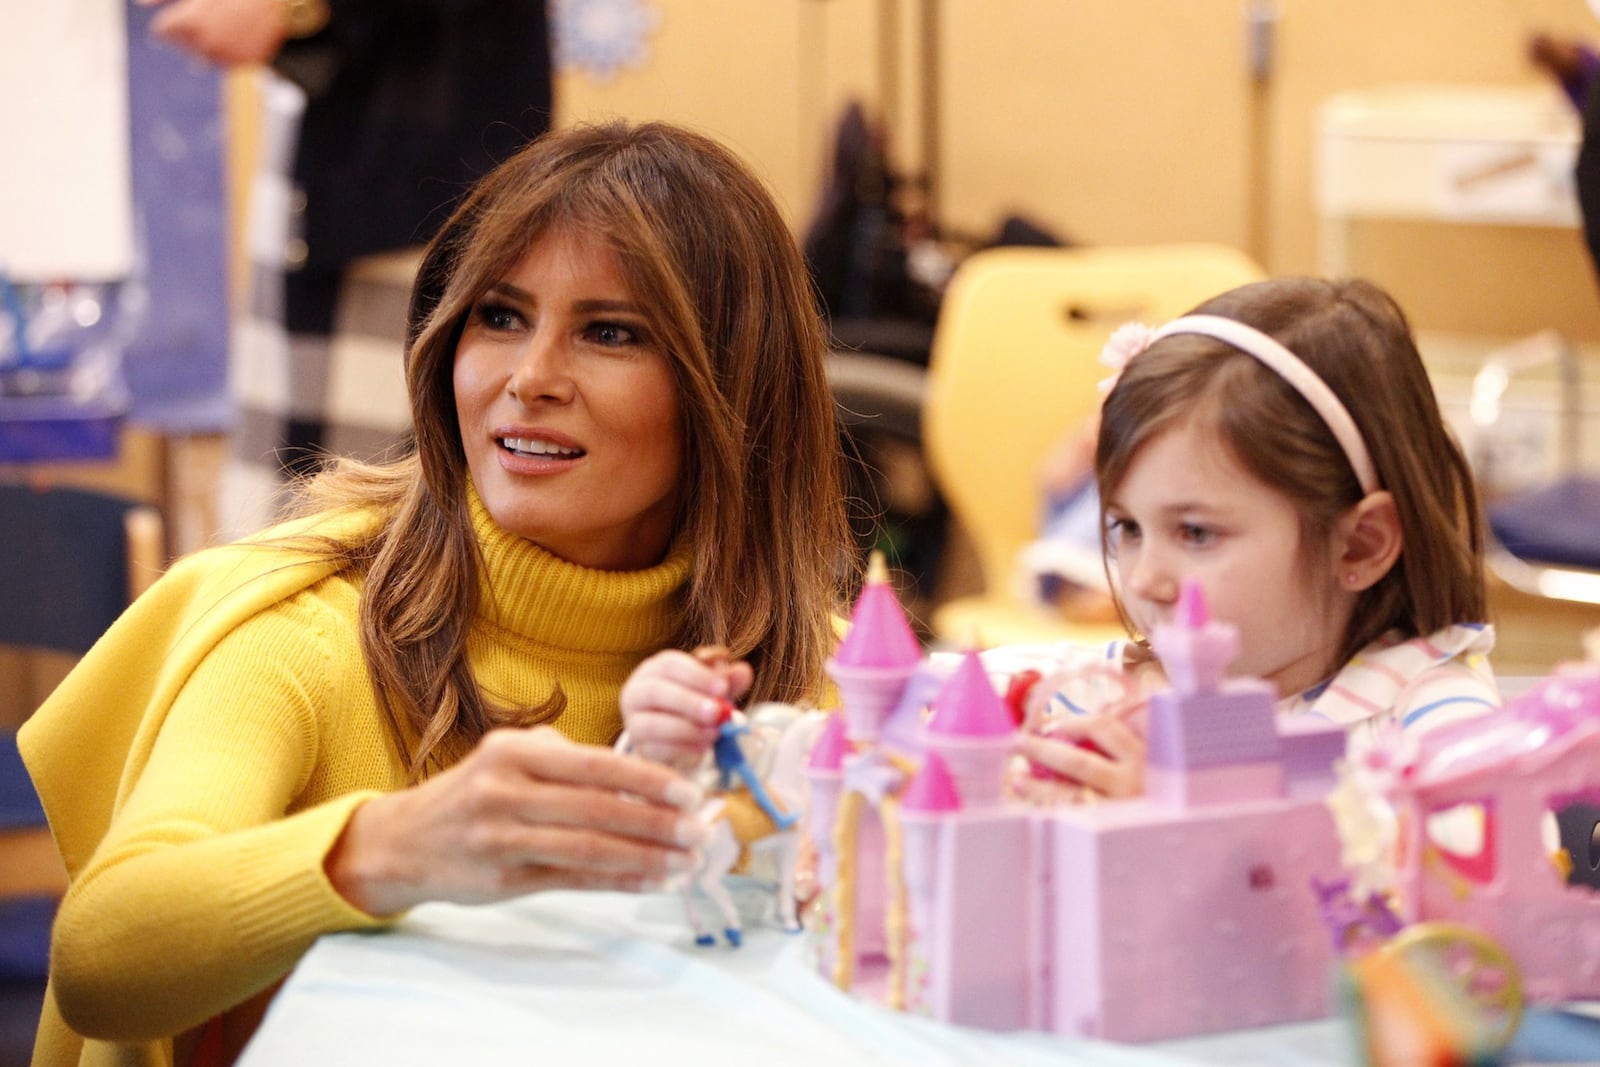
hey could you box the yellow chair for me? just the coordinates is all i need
[922,243,1264,647]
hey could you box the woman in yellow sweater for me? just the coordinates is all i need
[20,121,851,1066]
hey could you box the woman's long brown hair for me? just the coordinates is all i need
[295,122,851,776]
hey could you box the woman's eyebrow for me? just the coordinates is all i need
[572,298,645,315]
[479,286,642,317]
[483,281,529,302]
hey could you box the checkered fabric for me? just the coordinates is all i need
[218,74,417,541]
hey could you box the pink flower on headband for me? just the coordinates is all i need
[1097,321,1156,395]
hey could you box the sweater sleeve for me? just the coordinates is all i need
[49,593,394,1042]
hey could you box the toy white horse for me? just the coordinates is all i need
[681,702,824,947]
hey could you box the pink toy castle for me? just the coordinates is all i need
[804,569,1357,1041]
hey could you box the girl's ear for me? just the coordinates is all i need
[1335,491,1402,592]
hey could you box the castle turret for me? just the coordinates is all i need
[1145,580,1281,807]
[923,647,1018,809]
[829,553,922,745]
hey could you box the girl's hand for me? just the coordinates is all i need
[324,727,708,916]
[1013,697,1147,803]
[618,646,753,772]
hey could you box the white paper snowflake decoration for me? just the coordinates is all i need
[553,0,661,83]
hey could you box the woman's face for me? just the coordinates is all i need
[453,226,684,570]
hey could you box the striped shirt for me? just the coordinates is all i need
[992,623,1499,735]
[1287,623,1500,736]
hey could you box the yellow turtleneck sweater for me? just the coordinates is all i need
[20,491,689,1067]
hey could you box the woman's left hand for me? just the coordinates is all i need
[619,646,753,772]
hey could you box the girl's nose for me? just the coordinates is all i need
[1124,547,1179,608]
[506,331,575,405]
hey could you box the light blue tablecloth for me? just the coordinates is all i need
[239,885,1362,1067]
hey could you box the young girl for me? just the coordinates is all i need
[1012,275,1498,801]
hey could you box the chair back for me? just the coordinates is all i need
[922,244,1263,643]
[0,483,164,985]
[0,484,163,654]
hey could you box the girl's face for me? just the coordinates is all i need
[1105,420,1354,698]
[453,226,684,570]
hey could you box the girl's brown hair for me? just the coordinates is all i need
[1096,276,1485,672]
[298,121,851,774]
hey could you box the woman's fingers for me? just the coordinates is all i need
[620,651,734,727]
[724,660,754,702]
[629,728,717,774]
[486,727,703,811]
[328,728,713,914]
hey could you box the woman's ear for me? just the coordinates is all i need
[1335,491,1402,592]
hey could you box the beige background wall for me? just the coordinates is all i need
[224,1,1600,339]
[536,0,1600,341]
[215,1,1600,672]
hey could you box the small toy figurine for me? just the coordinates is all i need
[1312,876,1404,958]
[711,702,798,831]
[680,698,821,948]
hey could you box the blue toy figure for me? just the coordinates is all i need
[712,703,798,831]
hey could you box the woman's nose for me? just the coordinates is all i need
[506,330,575,405]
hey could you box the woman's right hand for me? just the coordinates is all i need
[324,726,708,916]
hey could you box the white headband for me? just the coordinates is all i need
[1105,314,1381,495]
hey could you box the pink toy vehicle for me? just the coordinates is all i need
[1377,666,1600,1007]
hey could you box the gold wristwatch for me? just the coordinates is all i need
[280,0,331,38]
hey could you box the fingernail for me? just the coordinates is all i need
[665,778,704,811]
[675,816,710,849]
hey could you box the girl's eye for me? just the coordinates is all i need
[1179,523,1216,547]
[472,301,523,332]
[1106,517,1139,549]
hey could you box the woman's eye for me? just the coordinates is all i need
[473,302,523,332]
[587,321,639,347]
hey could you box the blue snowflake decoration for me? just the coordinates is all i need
[553,0,661,83]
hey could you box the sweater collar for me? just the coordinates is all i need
[467,482,690,654]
